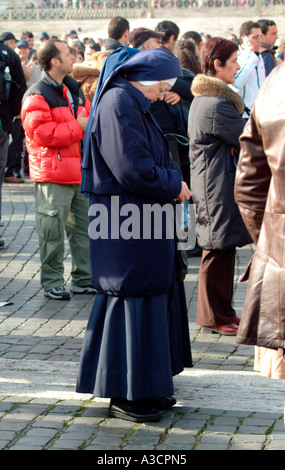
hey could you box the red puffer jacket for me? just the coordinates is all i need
[21,71,91,184]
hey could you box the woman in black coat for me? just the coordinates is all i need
[188,37,251,335]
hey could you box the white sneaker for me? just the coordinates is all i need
[70,285,97,294]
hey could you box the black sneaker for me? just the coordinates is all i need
[44,286,71,300]
[0,239,4,249]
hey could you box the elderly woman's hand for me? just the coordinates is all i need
[164,91,181,105]
[174,181,192,203]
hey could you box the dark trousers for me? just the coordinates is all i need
[196,248,236,327]
[0,130,9,221]
[5,119,24,178]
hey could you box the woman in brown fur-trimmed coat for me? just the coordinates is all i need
[188,37,251,335]
[71,50,111,103]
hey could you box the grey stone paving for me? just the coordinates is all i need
[0,180,285,451]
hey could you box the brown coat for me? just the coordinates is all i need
[234,61,285,349]
[71,50,111,103]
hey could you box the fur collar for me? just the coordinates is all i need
[72,64,100,81]
[191,74,244,115]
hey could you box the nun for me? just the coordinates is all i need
[76,47,193,423]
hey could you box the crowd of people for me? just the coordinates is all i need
[0,15,285,420]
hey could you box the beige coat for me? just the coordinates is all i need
[71,50,111,103]
[235,61,285,351]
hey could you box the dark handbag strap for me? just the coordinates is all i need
[164,133,189,147]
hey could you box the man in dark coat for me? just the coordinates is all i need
[258,18,278,76]
[105,16,130,51]
[0,39,26,227]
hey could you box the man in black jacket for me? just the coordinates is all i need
[105,16,130,51]
[0,40,26,229]
[258,18,279,76]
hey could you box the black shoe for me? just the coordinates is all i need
[146,396,176,410]
[108,398,162,423]
[0,239,4,249]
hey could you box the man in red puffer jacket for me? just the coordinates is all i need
[22,39,95,300]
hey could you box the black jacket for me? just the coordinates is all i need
[188,74,251,250]
[150,70,194,137]
[150,70,194,185]
[0,42,26,133]
[104,37,122,50]
[173,67,195,111]
[261,44,276,76]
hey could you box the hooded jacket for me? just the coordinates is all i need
[188,74,251,250]
[21,71,90,184]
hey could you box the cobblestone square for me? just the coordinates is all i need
[1,181,285,450]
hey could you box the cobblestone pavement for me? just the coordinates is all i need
[0,180,284,451]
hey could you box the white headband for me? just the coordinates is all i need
[138,78,177,87]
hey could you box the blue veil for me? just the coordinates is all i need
[81,46,182,195]
[81,46,139,194]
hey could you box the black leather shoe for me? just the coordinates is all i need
[146,396,177,410]
[108,398,162,423]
